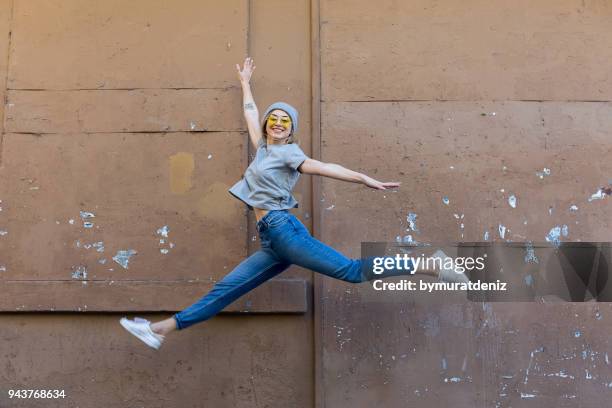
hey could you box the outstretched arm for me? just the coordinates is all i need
[236,57,262,148]
[298,158,400,190]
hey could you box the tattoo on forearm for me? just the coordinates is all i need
[244,102,255,110]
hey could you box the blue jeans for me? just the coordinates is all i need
[173,210,415,330]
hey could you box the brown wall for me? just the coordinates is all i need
[1,0,612,407]
[317,0,612,407]
[1,1,313,407]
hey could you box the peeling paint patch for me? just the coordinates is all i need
[498,224,506,239]
[98,258,107,264]
[588,188,609,202]
[569,204,579,212]
[536,168,551,179]
[0,229,7,236]
[157,225,169,238]
[520,393,536,399]
[574,330,582,338]
[326,204,335,210]
[444,377,462,383]
[0,265,6,272]
[546,370,574,379]
[483,231,489,241]
[156,226,174,255]
[71,265,87,279]
[442,196,449,205]
[112,249,137,269]
[545,225,568,247]
[397,234,418,244]
[80,211,95,228]
[92,241,104,252]
[523,346,544,385]
[407,212,419,233]
[508,194,517,208]
[68,219,75,225]
[524,242,539,264]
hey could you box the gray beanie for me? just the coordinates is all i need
[261,101,299,136]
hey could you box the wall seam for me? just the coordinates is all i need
[310,0,323,407]
[0,0,14,166]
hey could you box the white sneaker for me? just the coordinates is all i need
[432,249,470,284]
[120,317,165,350]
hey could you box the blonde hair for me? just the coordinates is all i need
[261,112,298,144]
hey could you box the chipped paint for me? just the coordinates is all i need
[0,265,6,272]
[508,194,517,208]
[442,196,449,205]
[112,249,137,269]
[591,185,612,202]
[157,225,170,238]
[574,330,581,338]
[570,204,579,212]
[546,370,574,379]
[0,229,7,236]
[483,231,489,241]
[545,225,568,247]
[536,168,551,179]
[523,346,544,385]
[524,242,539,264]
[498,224,506,239]
[79,211,95,228]
[71,265,87,279]
[406,212,419,233]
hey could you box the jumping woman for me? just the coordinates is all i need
[120,57,467,349]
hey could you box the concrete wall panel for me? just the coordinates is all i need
[321,0,612,101]
[9,0,247,89]
[0,313,313,408]
[321,101,612,243]
[0,132,246,282]
[5,88,242,133]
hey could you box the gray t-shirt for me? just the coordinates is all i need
[228,138,308,210]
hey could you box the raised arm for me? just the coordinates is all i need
[298,158,401,190]
[236,57,262,148]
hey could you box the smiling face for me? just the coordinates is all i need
[264,109,293,144]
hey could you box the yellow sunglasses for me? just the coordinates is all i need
[267,114,292,130]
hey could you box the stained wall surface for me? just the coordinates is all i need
[317,0,612,407]
[0,1,313,407]
[1,0,612,407]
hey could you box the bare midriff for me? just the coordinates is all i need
[254,207,269,223]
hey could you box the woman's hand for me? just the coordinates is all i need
[236,57,256,84]
[362,175,401,190]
